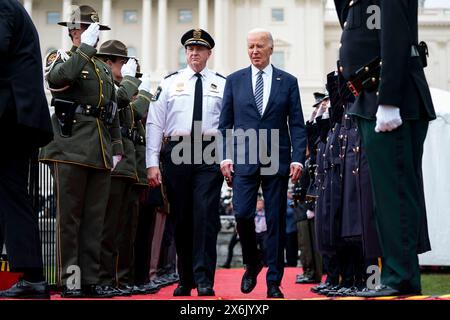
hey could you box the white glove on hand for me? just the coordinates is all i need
[112,155,122,171]
[121,59,137,78]
[138,74,151,92]
[322,108,330,120]
[80,23,100,47]
[306,210,315,220]
[375,105,402,133]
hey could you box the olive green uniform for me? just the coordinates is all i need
[39,43,123,287]
[116,90,153,287]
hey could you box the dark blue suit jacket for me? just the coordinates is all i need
[219,65,306,176]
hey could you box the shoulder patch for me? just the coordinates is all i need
[216,72,226,80]
[151,86,162,101]
[45,51,58,67]
[164,71,178,79]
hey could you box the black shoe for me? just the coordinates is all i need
[296,276,319,284]
[131,285,147,295]
[267,283,284,298]
[152,277,170,288]
[117,285,133,296]
[173,285,192,297]
[220,264,231,269]
[0,279,50,299]
[318,285,341,296]
[82,285,116,298]
[61,288,84,298]
[353,285,415,298]
[143,281,160,294]
[310,282,333,294]
[197,285,215,296]
[241,261,264,294]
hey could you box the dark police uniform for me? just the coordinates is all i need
[336,0,435,296]
[38,5,123,297]
[146,29,225,296]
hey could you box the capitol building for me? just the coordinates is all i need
[20,0,450,109]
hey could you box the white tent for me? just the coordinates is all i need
[419,87,450,266]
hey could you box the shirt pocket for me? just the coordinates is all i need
[167,90,191,113]
[205,90,223,116]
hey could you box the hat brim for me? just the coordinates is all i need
[312,96,329,108]
[96,53,130,59]
[58,21,111,31]
[184,40,212,49]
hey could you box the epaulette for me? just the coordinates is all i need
[151,86,162,101]
[164,71,178,79]
[216,72,226,80]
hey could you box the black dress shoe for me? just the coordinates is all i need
[142,281,160,294]
[173,285,192,296]
[131,285,147,295]
[61,288,84,298]
[82,285,116,298]
[241,262,264,294]
[353,285,412,298]
[267,283,284,298]
[197,285,215,296]
[0,279,50,299]
[310,282,331,293]
[296,276,318,284]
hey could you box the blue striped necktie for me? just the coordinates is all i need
[255,70,264,116]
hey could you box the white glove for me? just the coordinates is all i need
[306,210,315,219]
[375,105,402,133]
[322,108,330,120]
[138,74,151,92]
[80,23,100,47]
[121,59,137,78]
[112,155,122,171]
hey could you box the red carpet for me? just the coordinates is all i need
[48,267,450,300]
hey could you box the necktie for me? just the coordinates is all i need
[255,70,264,116]
[192,73,203,124]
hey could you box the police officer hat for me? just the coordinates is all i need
[181,29,215,49]
[312,92,329,108]
[97,40,143,78]
[58,5,110,31]
[97,40,130,59]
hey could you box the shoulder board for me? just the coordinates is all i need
[151,86,162,101]
[164,71,178,79]
[216,72,226,80]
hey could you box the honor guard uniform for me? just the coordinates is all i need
[94,40,144,296]
[38,5,123,298]
[335,0,435,297]
[146,29,226,297]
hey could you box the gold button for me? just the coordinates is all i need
[101,94,104,98]
[376,91,379,96]
[100,80,103,84]
[350,0,354,6]
[96,68,100,72]
[365,67,369,72]
[339,66,344,73]
[344,21,348,28]
[339,43,342,48]
[73,120,77,124]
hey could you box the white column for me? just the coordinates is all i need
[61,0,72,50]
[199,0,208,30]
[214,0,228,74]
[101,0,112,42]
[156,0,168,75]
[24,0,33,17]
[141,0,152,74]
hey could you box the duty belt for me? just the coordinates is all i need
[121,126,146,145]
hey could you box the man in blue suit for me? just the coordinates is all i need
[219,28,306,298]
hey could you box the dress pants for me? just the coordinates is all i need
[358,118,429,293]
[233,173,289,285]
[53,162,110,287]
[162,141,222,288]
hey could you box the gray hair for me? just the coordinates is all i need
[247,28,274,47]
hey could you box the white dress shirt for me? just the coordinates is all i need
[251,64,272,116]
[146,66,226,168]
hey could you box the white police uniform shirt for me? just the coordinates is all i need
[146,66,226,168]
